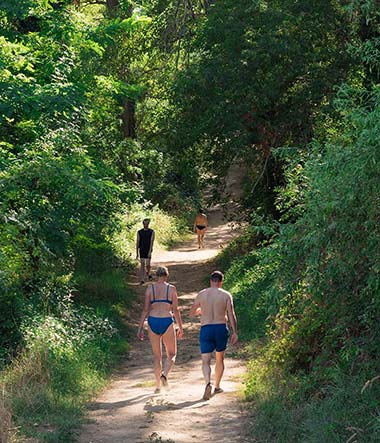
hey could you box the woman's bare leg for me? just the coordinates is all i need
[200,232,205,248]
[161,323,177,378]
[148,328,162,389]
[196,230,202,248]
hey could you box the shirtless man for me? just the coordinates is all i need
[136,219,155,285]
[189,271,238,400]
[193,208,208,249]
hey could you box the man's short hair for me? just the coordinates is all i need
[143,218,150,223]
[210,271,224,282]
[199,208,204,213]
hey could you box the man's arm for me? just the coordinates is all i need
[227,294,238,344]
[148,230,155,257]
[189,294,201,316]
[136,231,140,259]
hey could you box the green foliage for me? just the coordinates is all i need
[3,0,380,442]
[269,88,380,372]
[218,4,380,439]
[0,0,147,354]
[245,352,380,443]
[218,232,281,339]
[139,0,353,212]
[226,59,380,443]
[1,304,124,443]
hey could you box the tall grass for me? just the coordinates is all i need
[243,352,380,442]
[0,307,124,443]
[0,395,14,443]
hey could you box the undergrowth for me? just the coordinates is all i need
[218,88,380,442]
[0,204,187,443]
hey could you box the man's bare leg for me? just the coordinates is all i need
[140,259,145,283]
[215,351,225,390]
[201,353,212,384]
[201,353,212,399]
[146,258,152,280]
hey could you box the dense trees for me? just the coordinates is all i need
[211,2,380,440]
[2,0,380,440]
[139,0,354,213]
[0,0,141,354]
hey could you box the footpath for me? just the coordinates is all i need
[79,205,251,443]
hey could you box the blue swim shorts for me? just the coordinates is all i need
[148,316,174,335]
[199,323,229,354]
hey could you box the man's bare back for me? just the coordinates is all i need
[196,287,231,325]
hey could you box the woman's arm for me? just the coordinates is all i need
[137,287,151,340]
[171,286,183,339]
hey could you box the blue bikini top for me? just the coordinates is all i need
[150,284,172,304]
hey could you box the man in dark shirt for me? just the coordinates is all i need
[136,218,155,285]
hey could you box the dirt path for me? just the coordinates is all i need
[78,205,250,443]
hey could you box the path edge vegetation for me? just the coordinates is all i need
[0,207,188,443]
[217,100,380,441]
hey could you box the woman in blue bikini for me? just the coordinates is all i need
[137,266,183,392]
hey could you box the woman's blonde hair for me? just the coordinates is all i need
[156,266,169,277]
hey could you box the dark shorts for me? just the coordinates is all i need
[139,250,151,259]
[199,323,229,354]
[196,225,206,230]
[148,316,174,335]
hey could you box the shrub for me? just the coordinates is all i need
[0,296,121,443]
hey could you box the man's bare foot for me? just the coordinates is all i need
[203,382,212,400]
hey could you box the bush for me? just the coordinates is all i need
[0,297,123,443]
[223,246,281,340]
[224,87,380,441]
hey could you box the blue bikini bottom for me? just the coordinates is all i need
[148,316,174,335]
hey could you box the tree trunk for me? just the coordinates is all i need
[121,99,136,138]
[106,0,119,17]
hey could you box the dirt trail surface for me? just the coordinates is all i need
[79,205,250,443]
